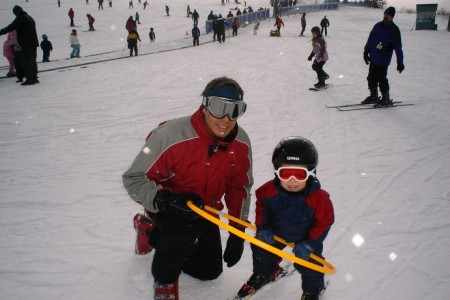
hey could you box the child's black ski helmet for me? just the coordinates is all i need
[272,136,318,170]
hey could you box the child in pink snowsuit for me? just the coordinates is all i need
[3,30,17,77]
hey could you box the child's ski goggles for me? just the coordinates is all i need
[202,96,247,121]
[275,167,316,182]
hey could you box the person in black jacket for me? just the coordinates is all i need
[192,24,200,46]
[0,5,39,85]
[320,16,329,37]
[215,14,226,43]
[40,34,53,62]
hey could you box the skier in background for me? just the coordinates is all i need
[299,13,306,36]
[308,26,329,89]
[362,6,404,107]
[320,16,329,37]
[40,34,53,62]
[192,24,200,46]
[149,27,155,42]
[127,28,141,56]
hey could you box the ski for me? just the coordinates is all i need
[325,101,402,109]
[231,264,296,300]
[337,103,414,111]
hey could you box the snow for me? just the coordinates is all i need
[1,0,450,299]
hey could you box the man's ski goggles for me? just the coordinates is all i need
[275,167,316,182]
[203,96,247,121]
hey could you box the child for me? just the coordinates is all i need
[86,14,95,31]
[149,28,156,43]
[69,29,81,58]
[253,21,260,35]
[127,28,141,56]
[237,136,334,300]
[307,26,329,89]
[3,30,16,77]
[192,24,200,46]
[40,34,53,62]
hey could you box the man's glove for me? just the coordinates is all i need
[397,64,405,74]
[153,190,204,221]
[223,233,245,267]
[363,51,370,65]
[293,241,314,260]
[255,228,275,245]
[307,53,314,61]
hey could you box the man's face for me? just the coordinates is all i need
[202,108,237,139]
[383,12,393,23]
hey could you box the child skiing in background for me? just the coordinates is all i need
[86,14,95,31]
[149,27,155,43]
[127,28,141,56]
[253,21,260,35]
[308,26,329,89]
[69,29,81,58]
[40,34,53,62]
[236,136,334,300]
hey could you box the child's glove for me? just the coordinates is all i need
[294,241,314,260]
[255,228,275,245]
[223,233,244,267]
[307,53,314,61]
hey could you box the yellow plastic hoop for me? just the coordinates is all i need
[187,201,336,275]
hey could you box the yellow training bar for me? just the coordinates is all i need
[187,201,336,275]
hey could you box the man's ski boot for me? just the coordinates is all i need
[154,279,179,300]
[133,213,155,255]
[373,92,393,108]
[361,88,379,104]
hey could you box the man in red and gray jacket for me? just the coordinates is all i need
[123,76,253,300]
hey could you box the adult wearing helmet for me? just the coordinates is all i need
[236,136,334,300]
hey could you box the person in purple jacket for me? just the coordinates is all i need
[362,6,404,107]
[307,26,329,89]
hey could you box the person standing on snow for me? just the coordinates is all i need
[86,14,95,31]
[274,15,284,30]
[3,30,16,77]
[320,16,329,37]
[123,76,253,300]
[192,9,199,26]
[149,27,156,42]
[40,34,53,62]
[68,8,75,27]
[0,5,39,85]
[362,6,404,107]
[307,26,329,89]
[192,24,200,46]
[127,28,141,56]
[231,18,240,36]
[69,29,81,58]
[236,136,334,300]
[299,13,306,36]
